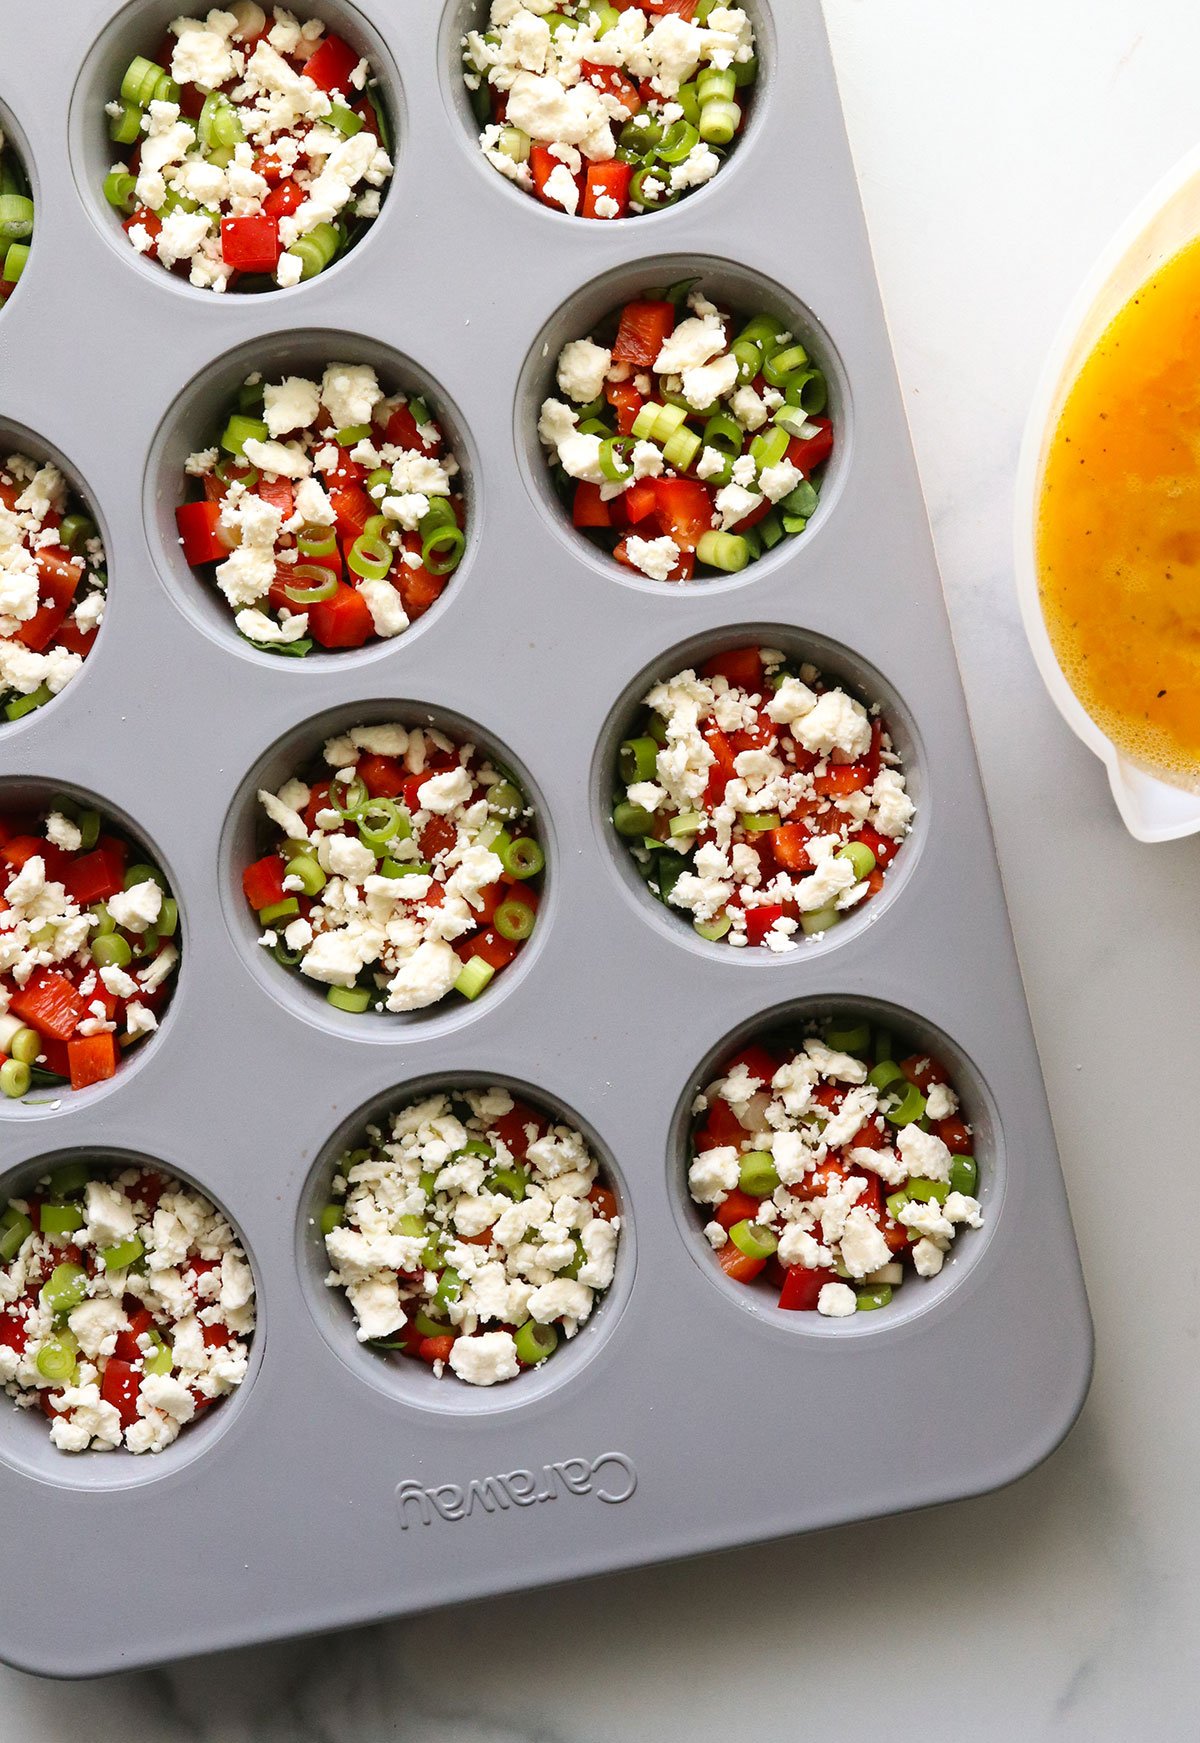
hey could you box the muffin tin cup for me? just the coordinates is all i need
[0,0,1091,1677]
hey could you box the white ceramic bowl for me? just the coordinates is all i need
[1015,142,1200,842]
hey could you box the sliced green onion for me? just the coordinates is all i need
[856,1284,893,1312]
[867,1059,905,1092]
[669,810,703,838]
[284,854,327,896]
[619,738,659,784]
[695,530,750,572]
[749,424,790,469]
[107,98,142,145]
[694,915,732,941]
[703,412,743,456]
[500,836,544,880]
[613,801,654,838]
[763,343,810,387]
[491,1165,529,1200]
[729,1218,777,1260]
[906,1178,949,1204]
[885,1190,910,1223]
[422,524,465,575]
[326,986,372,1013]
[258,898,300,925]
[39,1202,85,1238]
[782,479,821,518]
[48,1163,90,1198]
[220,414,268,458]
[699,97,740,145]
[454,958,495,1000]
[825,1022,871,1054]
[102,170,138,214]
[347,534,392,581]
[41,1262,88,1317]
[8,1026,40,1067]
[331,772,369,814]
[631,402,662,441]
[336,424,372,446]
[319,1203,344,1235]
[36,1330,79,1384]
[663,425,702,472]
[91,933,132,970]
[885,1083,927,1127]
[0,1211,32,1261]
[0,1059,29,1099]
[494,899,535,942]
[297,526,338,560]
[355,800,404,855]
[784,368,828,415]
[600,435,635,482]
[496,124,530,163]
[286,221,340,282]
[157,896,179,938]
[949,1156,978,1197]
[282,563,338,605]
[101,1236,144,1271]
[800,906,840,936]
[328,101,363,137]
[657,118,700,163]
[738,1151,779,1196]
[741,812,780,833]
[514,1320,558,1365]
[837,841,876,880]
[697,66,737,102]
[629,164,676,209]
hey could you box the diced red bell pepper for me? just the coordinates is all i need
[622,478,658,523]
[572,481,612,529]
[855,823,897,868]
[61,838,126,905]
[418,1334,457,1365]
[582,158,633,219]
[815,762,871,799]
[588,1185,619,1221]
[714,1188,763,1231]
[358,754,407,799]
[256,476,295,521]
[787,417,835,477]
[51,622,97,658]
[769,823,814,873]
[606,380,644,436]
[36,1037,70,1079]
[330,484,376,543]
[723,1044,780,1086]
[68,1033,119,1090]
[242,855,287,912]
[655,477,715,551]
[419,814,457,861]
[491,1102,545,1160]
[743,903,785,946]
[2,833,48,870]
[123,207,162,256]
[100,1357,142,1428]
[302,32,360,96]
[935,1117,973,1155]
[730,493,775,533]
[397,566,447,620]
[613,299,676,368]
[0,1311,29,1354]
[175,499,229,566]
[778,1265,839,1311]
[529,144,569,208]
[703,647,764,693]
[220,214,281,274]
[457,928,520,972]
[263,178,303,219]
[717,1244,765,1285]
[16,597,70,653]
[253,152,285,187]
[580,62,642,117]
[385,401,438,454]
[114,1308,155,1365]
[643,0,698,14]
[899,1053,949,1092]
[695,1098,744,1151]
[203,1323,234,1349]
[789,1160,850,1204]
[9,969,88,1042]
[307,581,374,648]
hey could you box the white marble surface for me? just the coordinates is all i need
[9,1,1200,1733]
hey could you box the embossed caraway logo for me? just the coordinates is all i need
[395,1451,637,1527]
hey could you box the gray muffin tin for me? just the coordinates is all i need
[0,0,1092,1678]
